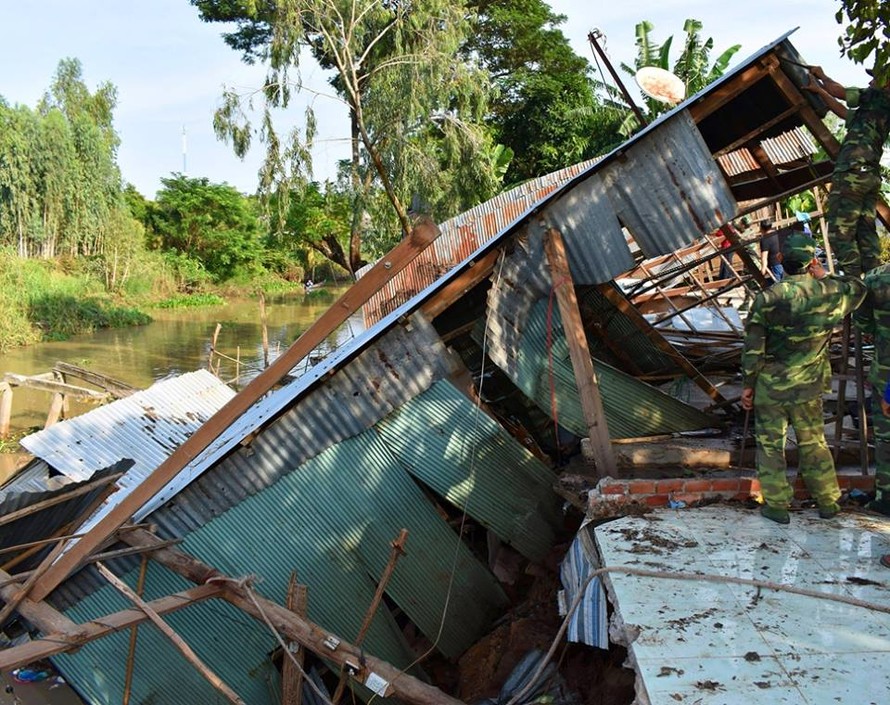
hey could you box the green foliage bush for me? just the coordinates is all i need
[150,293,226,309]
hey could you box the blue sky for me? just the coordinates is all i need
[0,0,867,199]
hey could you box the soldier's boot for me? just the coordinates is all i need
[760,505,790,525]
[866,496,890,516]
[818,502,841,519]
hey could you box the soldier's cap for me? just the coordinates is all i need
[781,232,815,265]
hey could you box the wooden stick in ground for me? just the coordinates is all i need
[95,562,245,705]
[260,293,270,369]
[122,555,149,705]
[332,529,409,705]
[29,220,440,603]
[282,572,308,705]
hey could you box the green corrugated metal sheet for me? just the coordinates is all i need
[517,300,715,439]
[375,380,562,563]
[577,285,678,375]
[57,427,512,703]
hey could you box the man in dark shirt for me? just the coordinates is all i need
[759,221,783,283]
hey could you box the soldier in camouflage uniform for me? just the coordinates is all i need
[805,66,890,277]
[741,234,867,523]
[858,265,890,515]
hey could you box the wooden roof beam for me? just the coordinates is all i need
[688,55,778,124]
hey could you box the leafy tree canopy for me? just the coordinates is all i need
[836,0,890,85]
[152,174,264,281]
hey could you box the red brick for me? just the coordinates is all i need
[644,494,669,506]
[656,479,685,493]
[711,479,740,493]
[845,476,875,491]
[684,479,711,493]
[738,477,760,493]
[629,480,657,495]
[600,482,627,496]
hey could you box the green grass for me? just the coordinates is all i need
[150,293,226,309]
[0,248,152,351]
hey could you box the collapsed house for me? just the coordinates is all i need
[2,30,890,705]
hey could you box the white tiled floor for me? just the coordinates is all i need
[595,505,890,704]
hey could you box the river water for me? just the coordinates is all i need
[0,286,361,438]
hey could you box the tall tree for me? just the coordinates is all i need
[152,174,264,281]
[193,0,501,274]
[836,0,890,85]
[464,0,607,183]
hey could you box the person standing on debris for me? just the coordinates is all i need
[856,267,890,517]
[741,234,867,524]
[759,220,783,284]
[804,65,890,277]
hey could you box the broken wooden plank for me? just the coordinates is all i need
[0,472,123,528]
[3,373,110,401]
[29,220,441,602]
[421,249,501,320]
[53,361,136,398]
[0,567,80,636]
[544,228,616,477]
[96,562,245,705]
[332,530,408,705]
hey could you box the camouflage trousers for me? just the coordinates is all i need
[754,396,840,508]
[871,394,890,496]
[827,169,882,277]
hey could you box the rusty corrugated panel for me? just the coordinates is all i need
[718,148,759,177]
[761,126,817,165]
[357,158,601,326]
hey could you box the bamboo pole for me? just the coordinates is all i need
[260,293,270,369]
[332,529,408,705]
[96,562,245,705]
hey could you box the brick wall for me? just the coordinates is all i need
[589,473,875,515]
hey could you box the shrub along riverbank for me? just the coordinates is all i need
[0,248,306,353]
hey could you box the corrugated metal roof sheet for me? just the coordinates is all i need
[593,111,735,258]
[20,370,235,482]
[761,126,817,165]
[57,417,519,702]
[481,231,713,438]
[518,301,715,439]
[358,159,599,325]
[375,380,562,563]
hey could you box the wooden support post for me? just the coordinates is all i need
[813,188,835,274]
[96,562,246,705]
[332,529,408,705]
[281,572,308,705]
[260,293,270,369]
[29,220,440,603]
[210,323,222,375]
[0,381,12,438]
[122,555,149,705]
[118,530,467,705]
[0,583,222,671]
[420,249,501,320]
[597,282,727,405]
[543,228,616,477]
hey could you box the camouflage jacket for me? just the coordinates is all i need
[860,264,890,387]
[742,273,866,402]
[835,86,890,174]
